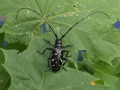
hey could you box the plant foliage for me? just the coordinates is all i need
[0,0,120,90]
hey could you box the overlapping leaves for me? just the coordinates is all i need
[0,0,120,90]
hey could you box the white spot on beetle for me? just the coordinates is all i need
[52,59,54,61]
[55,53,57,55]
[58,44,61,46]
[53,65,55,66]
[55,61,57,64]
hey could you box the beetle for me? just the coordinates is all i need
[16,8,110,72]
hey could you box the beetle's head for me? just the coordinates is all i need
[55,39,62,47]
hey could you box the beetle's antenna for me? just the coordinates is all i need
[60,11,110,39]
[16,8,58,39]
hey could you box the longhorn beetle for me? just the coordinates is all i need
[16,8,110,72]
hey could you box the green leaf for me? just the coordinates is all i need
[1,35,111,90]
[112,57,120,73]
[0,64,11,90]
[0,33,4,48]
[0,50,11,90]
[112,78,120,90]
[1,0,120,90]
[4,33,31,45]
[92,61,118,76]
[94,70,118,87]
[1,0,120,65]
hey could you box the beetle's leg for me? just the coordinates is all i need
[62,58,68,66]
[63,67,67,71]
[63,45,72,48]
[63,50,71,57]
[62,58,68,71]
[43,39,54,46]
[37,48,53,54]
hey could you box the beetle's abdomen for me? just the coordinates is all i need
[51,58,62,72]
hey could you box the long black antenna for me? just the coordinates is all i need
[60,11,110,39]
[16,8,58,38]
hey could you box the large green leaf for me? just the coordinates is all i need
[0,0,120,65]
[0,0,120,90]
[1,35,111,90]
